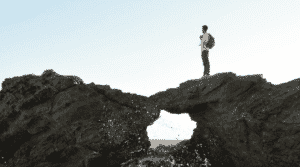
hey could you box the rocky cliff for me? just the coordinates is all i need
[0,69,159,167]
[149,72,300,167]
[0,70,300,167]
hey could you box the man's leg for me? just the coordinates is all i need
[201,50,210,75]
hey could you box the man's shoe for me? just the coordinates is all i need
[200,75,207,79]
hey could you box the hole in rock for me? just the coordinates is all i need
[147,110,196,149]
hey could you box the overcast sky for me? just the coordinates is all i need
[1,0,299,140]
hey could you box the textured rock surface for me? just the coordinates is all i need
[0,69,159,167]
[1,70,300,167]
[149,72,300,167]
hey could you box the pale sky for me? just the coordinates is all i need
[1,0,299,140]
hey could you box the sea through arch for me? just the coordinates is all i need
[146,110,197,149]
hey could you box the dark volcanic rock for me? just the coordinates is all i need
[149,72,300,167]
[0,69,159,167]
[1,70,300,167]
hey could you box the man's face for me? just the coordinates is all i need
[202,29,205,33]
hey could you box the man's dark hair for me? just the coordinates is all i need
[202,25,208,32]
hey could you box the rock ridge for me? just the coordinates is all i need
[149,72,300,167]
[0,70,300,167]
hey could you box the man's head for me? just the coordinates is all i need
[202,25,208,33]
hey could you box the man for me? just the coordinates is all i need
[199,25,210,76]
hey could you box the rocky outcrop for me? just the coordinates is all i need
[0,69,160,167]
[1,70,300,167]
[149,72,300,167]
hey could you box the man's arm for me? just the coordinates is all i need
[199,35,203,46]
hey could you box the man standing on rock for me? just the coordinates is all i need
[199,25,210,76]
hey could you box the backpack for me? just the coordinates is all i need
[206,33,215,49]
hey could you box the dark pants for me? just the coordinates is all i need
[201,50,210,75]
